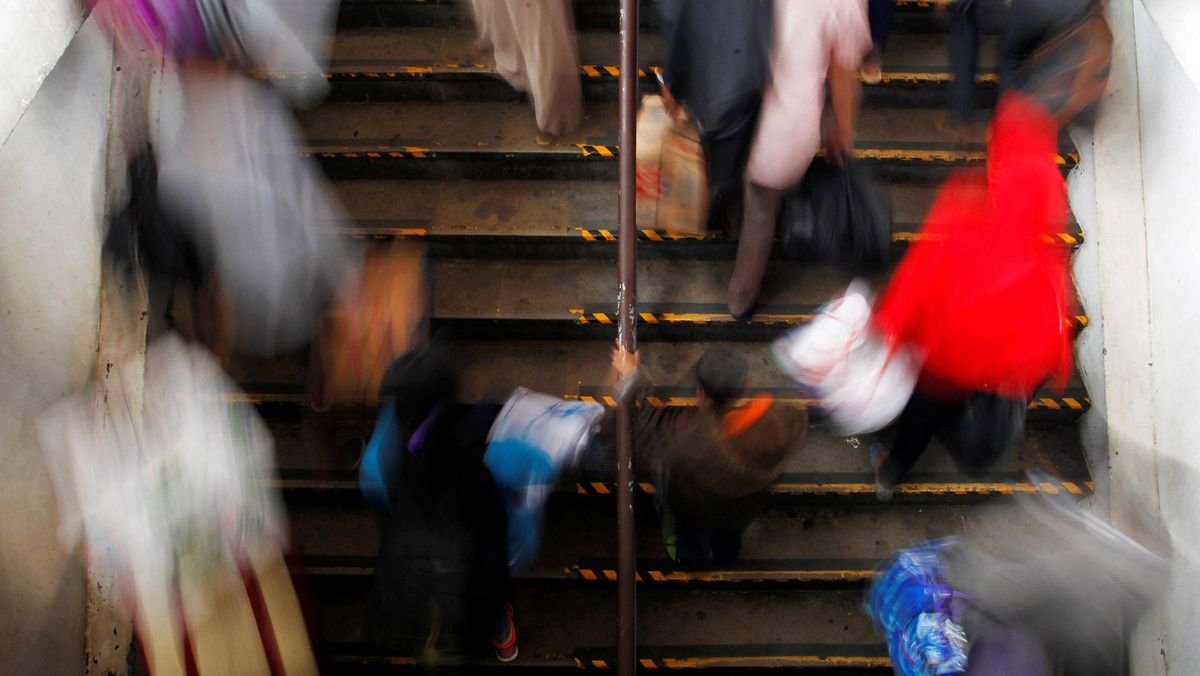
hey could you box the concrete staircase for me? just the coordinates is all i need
[227,1,1093,672]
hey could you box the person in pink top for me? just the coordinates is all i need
[728,0,872,319]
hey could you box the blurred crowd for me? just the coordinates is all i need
[33,0,1172,674]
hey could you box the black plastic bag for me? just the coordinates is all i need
[779,157,893,270]
[939,392,1026,475]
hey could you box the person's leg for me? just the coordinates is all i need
[876,391,959,488]
[864,0,896,82]
[948,0,981,124]
[727,180,784,320]
[508,0,582,138]
[709,528,744,568]
[671,515,714,570]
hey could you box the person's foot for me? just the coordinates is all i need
[727,286,760,322]
[492,602,519,663]
[860,52,883,85]
[870,443,895,502]
[535,128,557,146]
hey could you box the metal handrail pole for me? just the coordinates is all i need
[615,0,639,673]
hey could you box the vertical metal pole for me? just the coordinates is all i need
[616,0,639,674]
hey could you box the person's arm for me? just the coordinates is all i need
[825,60,862,165]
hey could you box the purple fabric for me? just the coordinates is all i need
[407,401,446,455]
[155,0,209,56]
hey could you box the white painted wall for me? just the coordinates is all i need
[1074,0,1200,673]
[0,18,112,675]
[0,0,87,150]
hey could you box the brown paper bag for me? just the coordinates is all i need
[658,115,709,236]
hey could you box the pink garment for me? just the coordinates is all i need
[470,0,583,137]
[746,0,871,190]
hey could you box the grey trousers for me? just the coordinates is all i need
[727,181,784,318]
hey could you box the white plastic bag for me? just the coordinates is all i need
[773,281,919,434]
[483,388,605,569]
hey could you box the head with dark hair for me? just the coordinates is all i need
[695,348,750,409]
[379,342,458,427]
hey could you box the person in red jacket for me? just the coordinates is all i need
[870,92,1073,499]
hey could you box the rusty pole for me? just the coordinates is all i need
[616,0,638,673]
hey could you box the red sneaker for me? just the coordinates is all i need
[492,602,519,663]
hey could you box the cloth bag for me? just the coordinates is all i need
[483,389,605,569]
[779,157,893,270]
[773,282,918,434]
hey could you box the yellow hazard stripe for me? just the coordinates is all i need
[571,568,873,584]
[878,71,1000,85]
[570,479,1092,497]
[766,481,1093,496]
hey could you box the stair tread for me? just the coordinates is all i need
[313,586,882,656]
[289,499,1078,575]
[299,101,1005,153]
[326,179,1082,246]
[321,26,997,77]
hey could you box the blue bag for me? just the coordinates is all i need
[865,539,969,676]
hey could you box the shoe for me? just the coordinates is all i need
[492,603,519,663]
[870,443,895,502]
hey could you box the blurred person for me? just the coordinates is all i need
[863,0,896,84]
[945,0,1107,135]
[610,348,808,570]
[869,92,1072,499]
[155,63,359,357]
[728,0,872,319]
[469,0,583,141]
[867,481,1170,675]
[657,0,773,234]
[364,345,519,664]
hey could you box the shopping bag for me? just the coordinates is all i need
[865,540,969,676]
[779,157,892,270]
[636,95,671,230]
[483,389,605,569]
[636,93,710,236]
[772,282,918,434]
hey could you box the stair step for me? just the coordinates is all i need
[309,586,887,670]
[228,340,1091,426]
[288,499,1079,586]
[299,27,999,106]
[297,101,1078,182]
[321,179,1082,259]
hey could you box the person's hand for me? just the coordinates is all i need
[611,344,640,381]
[824,121,854,166]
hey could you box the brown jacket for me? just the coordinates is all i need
[631,395,808,532]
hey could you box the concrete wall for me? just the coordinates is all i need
[1073,0,1200,673]
[0,18,112,675]
[0,0,87,148]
